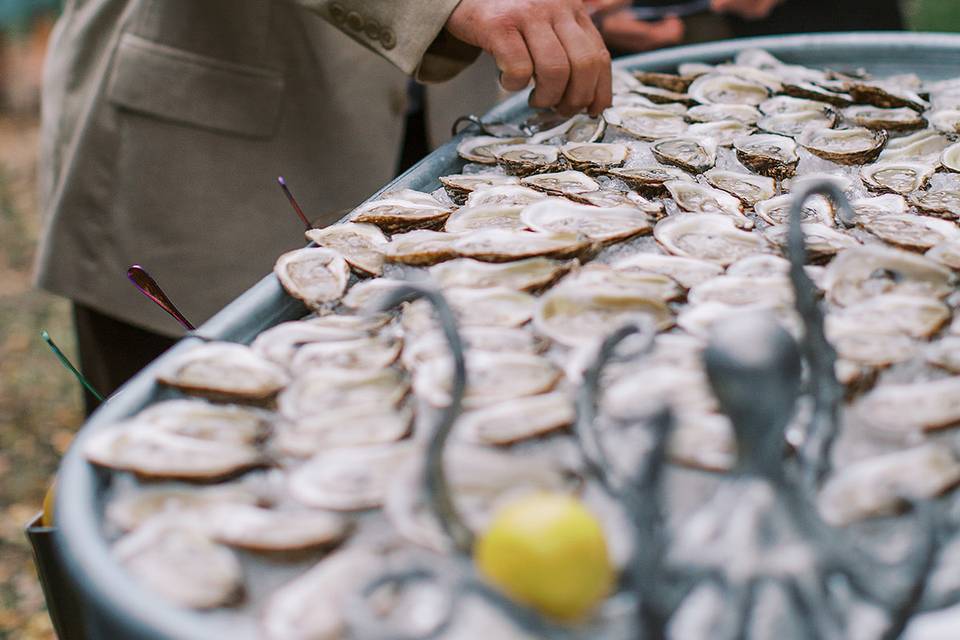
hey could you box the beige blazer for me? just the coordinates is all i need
[34,0,501,336]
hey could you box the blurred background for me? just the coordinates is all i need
[0,1,958,638]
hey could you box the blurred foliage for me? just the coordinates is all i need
[906,0,960,31]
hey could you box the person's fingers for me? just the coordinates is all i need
[589,56,613,116]
[521,23,571,110]
[554,16,607,115]
[488,27,535,92]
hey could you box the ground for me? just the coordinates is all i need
[0,114,82,640]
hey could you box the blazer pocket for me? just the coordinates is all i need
[107,33,284,139]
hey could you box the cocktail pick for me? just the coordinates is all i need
[127,265,195,331]
[277,176,312,231]
[40,330,105,403]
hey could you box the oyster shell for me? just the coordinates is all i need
[251,321,367,369]
[926,337,960,373]
[85,404,266,480]
[847,81,929,112]
[607,166,693,196]
[603,367,716,421]
[456,392,574,445]
[495,144,560,177]
[341,278,405,310]
[288,443,416,510]
[856,377,960,434]
[655,213,769,266]
[842,105,927,131]
[305,223,387,277]
[114,519,242,609]
[208,504,351,552]
[759,95,833,115]
[909,187,960,219]
[819,444,960,526]
[678,301,799,340]
[734,133,800,179]
[351,197,451,233]
[926,238,960,269]
[612,252,723,289]
[558,264,683,301]
[402,287,537,332]
[413,351,561,408]
[569,190,664,217]
[443,205,525,233]
[826,325,917,367]
[785,171,854,195]
[688,73,769,105]
[274,405,413,456]
[686,104,761,125]
[930,109,960,135]
[942,142,960,174]
[703,169,776,206]
[859,213,960,251]
[879,130,950,164]
[275,247,351,309]
[401,326,542,371]
[633,71,693,93]
[758,109,837,137]
[385,230,460,266]
[652,136,718,174]
[304,313,391,332]
[463,185,546,208]
[457,136,524,164]
[822,245,955,306]
[781,81,853,106]
[439,173,519,204]
[860,161,935,195]
[452,229,590,262]
[526,113,606,144]
[261,548,381,640]
[156,342,289,402]
[829,294,950,339]
[850,194,909,221]
[106,484,259,533]
[686,120,754,147]
[428,257,572,292]
[559,143,629,172]
[289,336,401,373]
[602,106,689,140]
[726,254,792,278]
[754,194,834,226]
[632,83,693,105]
[521,200,652,244]
[687,275,793,309]
[797,126,887,165]
[664,181,746,224]
[534,288,673,347]
[521,171,600,197]
[278,368,408,420]
[763,223,859,262]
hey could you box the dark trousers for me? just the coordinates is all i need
[73,303,178,416]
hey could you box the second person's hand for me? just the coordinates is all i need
[445,0,613,117]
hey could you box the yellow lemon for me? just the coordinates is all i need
[41,478,57,527]
[474,492,614,621]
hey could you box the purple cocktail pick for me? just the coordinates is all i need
[127,265,195,331]
[278,176,312,231]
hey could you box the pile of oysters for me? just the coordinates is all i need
[84,49,960,638]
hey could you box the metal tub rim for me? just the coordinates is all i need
[56,31,960,640]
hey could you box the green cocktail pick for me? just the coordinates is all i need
[40,329,105,403]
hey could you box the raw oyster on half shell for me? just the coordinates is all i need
[703,169,776,206]
[275,247,351,309]
[156,343,289,403]
[798,126,887,165]
[734,133,800,179]
[654,213,769,266]
[652,136,718,174]
[521,200,653,244]
[428,257,572,292]
[305,223,388,277]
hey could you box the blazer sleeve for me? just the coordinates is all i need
[292,0,481,82]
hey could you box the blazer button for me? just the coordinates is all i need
[329,2,345,24]
[365,19,381,41]
[346,10,364,31]
[380,28,397,50]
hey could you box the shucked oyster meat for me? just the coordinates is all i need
[156,342,289,402]
[428,257,572,292]
[305,223,387,277]
[703,169,776,206]
[275,247,350,309]
[534,287,674,347]
[652,136,718,174]
[602,106,688,140]
[798,126,887,165]
[351,196,451,233]
[734,133,799,179]
[452,229,589,263]
[521,200,653,244]
[455,392,574,445]
[822,245,955,306]
[655,213,769,266]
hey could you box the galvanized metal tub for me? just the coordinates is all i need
[53,31,960,640]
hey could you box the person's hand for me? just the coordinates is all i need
[710,0,782,20]
[445,0,613,116]
[596,12,685,53]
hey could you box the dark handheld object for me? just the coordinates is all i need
[25,513,89,640]
[41,329,105,403]
[127,265,195,332]
[277,176,313,231]
[629,0,712,20]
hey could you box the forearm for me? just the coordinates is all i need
[291,0,480,82]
